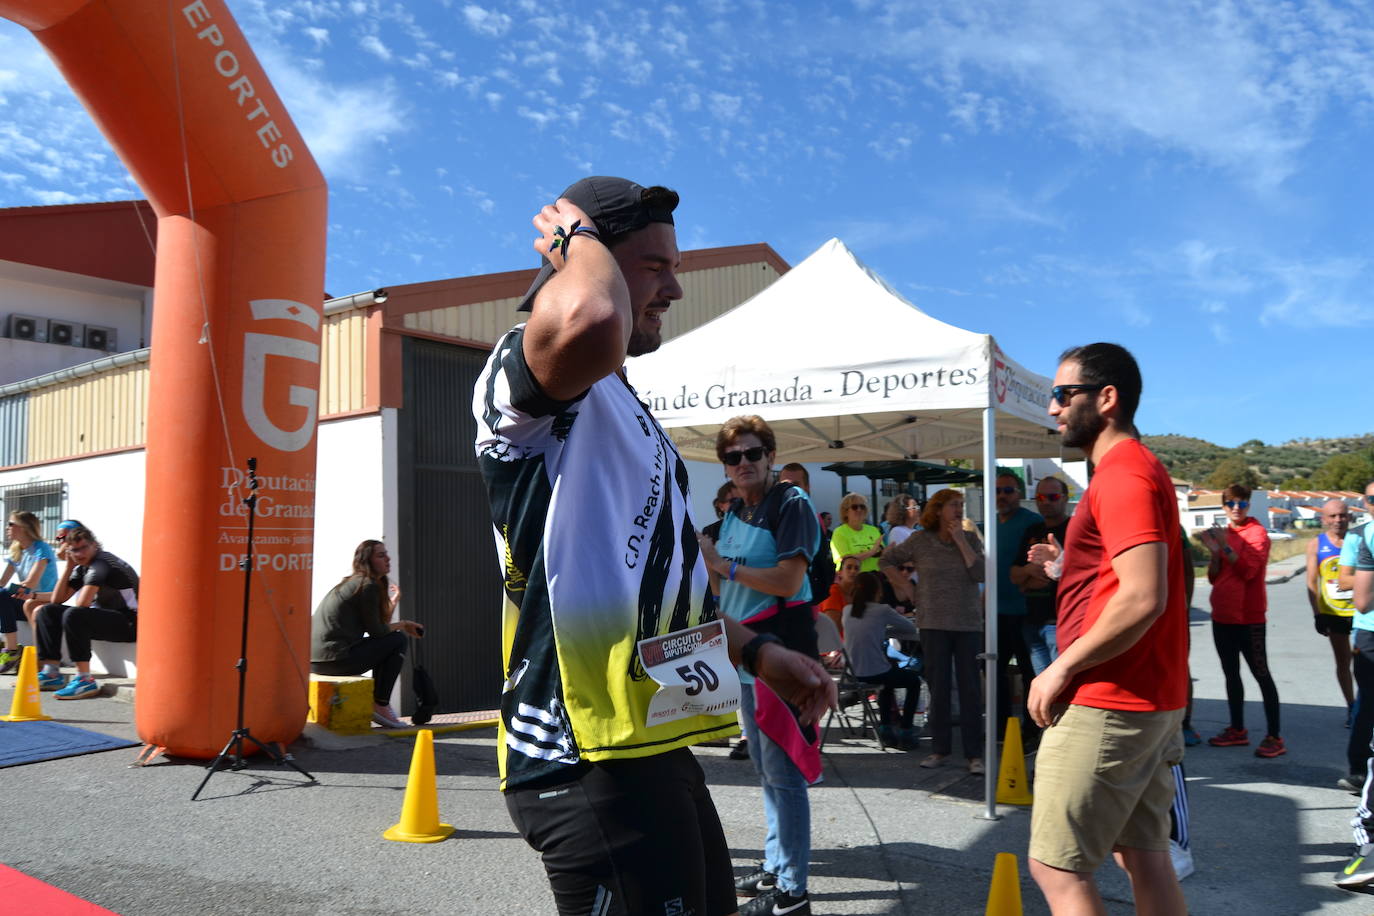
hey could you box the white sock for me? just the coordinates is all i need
[41,664,58,676]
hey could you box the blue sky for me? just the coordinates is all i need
[2,1,1371,448]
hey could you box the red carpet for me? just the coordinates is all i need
[0,864,120,913]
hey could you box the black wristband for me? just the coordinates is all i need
[741,632,784,678]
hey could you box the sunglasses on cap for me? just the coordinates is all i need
[995,486,1019,495]
[1224,500,1249,509]
[1049,384,1105,407]
[1035,492,1064,502]
[722,446,767,466]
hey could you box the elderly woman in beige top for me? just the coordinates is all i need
[880,488,985,773]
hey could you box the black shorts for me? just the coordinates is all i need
[1320,614,1354,636]
[505,747,735,916]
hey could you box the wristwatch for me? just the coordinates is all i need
[741,632,784,677]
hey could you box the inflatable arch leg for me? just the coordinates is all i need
[3,0,328,757]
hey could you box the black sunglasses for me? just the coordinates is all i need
[1224,500,1249,509]
[995,486,1020,495]
[1366,493,1374,504]
[1050,384,1105,407]
[722,445,767,466]
[899,564,915,573]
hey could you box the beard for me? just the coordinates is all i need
[1061,400,1107,450]
[626,326,661,357]
[626,301,669,357]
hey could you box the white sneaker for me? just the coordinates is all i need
[372,704,406,728]
[1170,839,1195,880]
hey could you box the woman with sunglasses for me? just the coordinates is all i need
[831,492,884,573]
[1197,483,1283,757]
[0,511,59,675]
[697,414,821,916]
[880,487,986,773]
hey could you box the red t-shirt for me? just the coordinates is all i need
[1055,438,1188,711]
[1208,517,1271,625]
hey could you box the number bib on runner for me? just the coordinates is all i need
[637,620,741,728]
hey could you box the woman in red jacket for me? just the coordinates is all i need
[1199,483,1283,757]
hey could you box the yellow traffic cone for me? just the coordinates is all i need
[3,646,52,722]
[996,717,1033,806]
[383,729,453,843]
[985,852,1023,915]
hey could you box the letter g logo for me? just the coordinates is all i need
[242,298,320,452]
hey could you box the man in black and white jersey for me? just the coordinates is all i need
[474,176,834,916]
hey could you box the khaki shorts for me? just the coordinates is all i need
[1029,703,1185,873]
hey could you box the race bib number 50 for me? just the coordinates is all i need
[636,620,740,728]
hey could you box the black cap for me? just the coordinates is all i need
[517,176,679,312]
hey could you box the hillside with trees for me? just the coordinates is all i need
[1141,434,1374,491]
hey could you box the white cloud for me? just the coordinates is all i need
[463,5,512,37]
[303,27,329,50]
[865,0,1374,188]
[708,92,742,122]
[31,189,80,205]
[254,44,407,180]
[359,34,391,62]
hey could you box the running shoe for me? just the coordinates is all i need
[919,753,947,769]
[1182,727,1202,747]
[1255,735,1286,758]
[37,671,66,691]
[371,704,406,728]
[968,758,985,776]
[1169,839,1195,880]
[54,676,99,700]
[0,647,21,675]
[734,865,777,896]
[740,888,810,916]
[1338,774,1366,794]
[729,738,751,760]
[1337,845,1374,889]
[1207,726,1249,747]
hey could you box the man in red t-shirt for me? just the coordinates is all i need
[1026,343,1189,915]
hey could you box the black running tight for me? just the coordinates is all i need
[1211,622,1281,737]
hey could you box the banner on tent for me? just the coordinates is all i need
[637,342,999,426]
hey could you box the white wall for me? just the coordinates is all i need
[310,413,388,607]
[0,261,149,386]
[0,450,147,569]
[0,413,390,610]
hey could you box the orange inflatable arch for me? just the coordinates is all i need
[3,0,327,757]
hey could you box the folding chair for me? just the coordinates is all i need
[814,614,885,748]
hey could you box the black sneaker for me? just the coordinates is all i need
[740,888,810,916]
[1337,845,1374,889]
[734,865,776,896]
[729,738,751,760]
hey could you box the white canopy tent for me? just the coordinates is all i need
[631,238,1073,815]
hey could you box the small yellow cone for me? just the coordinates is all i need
[985,852,1023,915]
[996,717,1033,806]
[3,646,52,722]
[383,729,454,843]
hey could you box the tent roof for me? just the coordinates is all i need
[630,237,1069,463]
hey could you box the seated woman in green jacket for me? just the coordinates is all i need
[310,540,424,728]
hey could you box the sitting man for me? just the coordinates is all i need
[34,525,140,700]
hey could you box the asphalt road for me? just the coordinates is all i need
[3,554,1371,915]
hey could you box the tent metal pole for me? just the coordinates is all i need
[980,406,1000,820]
